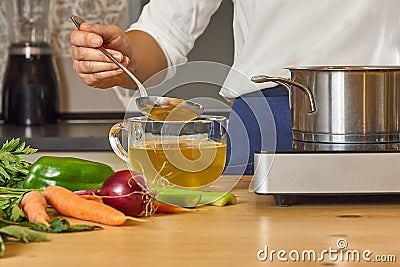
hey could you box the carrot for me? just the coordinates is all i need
[43,186,145,226]
[80,194,103,203]
[155,201,191,214]
[21,190,50,227]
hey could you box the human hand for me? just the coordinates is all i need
[69,23,136,89]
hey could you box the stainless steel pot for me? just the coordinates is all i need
[252,66,400,144]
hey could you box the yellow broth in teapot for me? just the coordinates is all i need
[129,139,226,187]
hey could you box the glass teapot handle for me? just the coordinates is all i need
[109,122,129,162]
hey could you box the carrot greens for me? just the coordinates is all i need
[0,187,28,222]
[0,217,102,233]
[0,186,100,257]
[0,138,37,188]
[0,225,49,257]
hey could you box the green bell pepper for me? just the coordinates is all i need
[23,156,114,191]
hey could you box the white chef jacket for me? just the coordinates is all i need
[128,0,400,98]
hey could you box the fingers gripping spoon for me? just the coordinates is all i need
[71,15,204,121]
[71,16,147,97]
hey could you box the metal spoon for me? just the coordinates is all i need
[71,15,204,121]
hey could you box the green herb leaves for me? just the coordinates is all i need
[0,187,28,222]
[0,217,101,256]
[0,225,49,243]
[0,225,49,257]
[0,138,37,188]
[1,217,102,234]
[24,217,102,233]
[0,139,38,155]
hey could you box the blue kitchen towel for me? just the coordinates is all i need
[224,86,292,175]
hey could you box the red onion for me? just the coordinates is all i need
[75,170,155,216]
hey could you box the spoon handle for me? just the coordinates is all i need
[70,15,148,97]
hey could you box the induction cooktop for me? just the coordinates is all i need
[252,148,400,206]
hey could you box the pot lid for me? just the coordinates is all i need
[286,65,400,71]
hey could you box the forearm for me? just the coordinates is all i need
[125,30,168,88]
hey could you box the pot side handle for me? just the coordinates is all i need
[251,75,316,113]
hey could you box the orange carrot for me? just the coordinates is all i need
[21,190,50,227]
[80,194,103,203]
[155,201,191,214]
[43,186,145,226]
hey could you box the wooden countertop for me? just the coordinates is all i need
[2,177,400,267]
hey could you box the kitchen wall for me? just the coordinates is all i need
[0,0,233,116]
[0,1,7,92]
[51,0,135,114]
